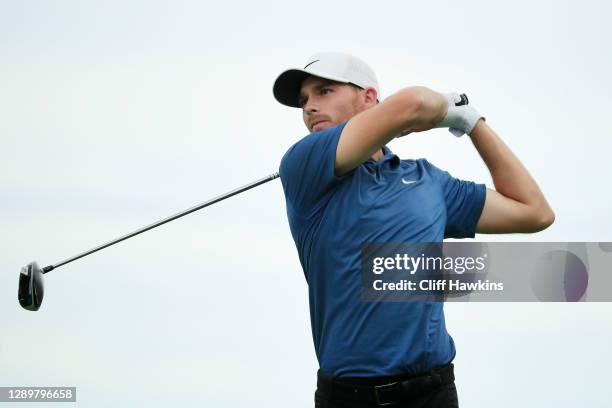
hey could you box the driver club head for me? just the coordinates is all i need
[18,261,44,311]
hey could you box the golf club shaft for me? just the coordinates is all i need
[42,172,280,274]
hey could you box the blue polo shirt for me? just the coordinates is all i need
[279,120,486,378]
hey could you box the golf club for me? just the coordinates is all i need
[18,172,280,311]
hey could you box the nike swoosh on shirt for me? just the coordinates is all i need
[401,178,417,184]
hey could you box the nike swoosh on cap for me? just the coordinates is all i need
[303,60,320,69]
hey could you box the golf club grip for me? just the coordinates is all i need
[43,172,280,273]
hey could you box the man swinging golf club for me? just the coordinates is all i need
[273,52,555,407]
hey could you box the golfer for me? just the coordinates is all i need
[273,52,554,408]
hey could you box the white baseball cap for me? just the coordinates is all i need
[273,52,380,108]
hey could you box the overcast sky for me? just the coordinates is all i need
[1,0,611,407]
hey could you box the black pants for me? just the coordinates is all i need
[314,365,459,408]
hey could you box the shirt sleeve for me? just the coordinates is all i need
[423,159,487,239]
[279,121,349,216]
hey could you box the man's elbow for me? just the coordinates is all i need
[530,209,556,232]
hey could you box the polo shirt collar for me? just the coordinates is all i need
[366,145,400,168]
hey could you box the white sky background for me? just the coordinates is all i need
[1,0,611,406]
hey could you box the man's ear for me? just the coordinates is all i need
[363,86,378,106]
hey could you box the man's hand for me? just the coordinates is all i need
[400,92,485,137]
[436,93,485,137]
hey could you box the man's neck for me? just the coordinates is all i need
[370,148,384,162]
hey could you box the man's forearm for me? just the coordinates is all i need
[469,120,554,215]
[388,87,448,138]
[335,86,447,176]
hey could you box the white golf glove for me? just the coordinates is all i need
[436,93,485,137]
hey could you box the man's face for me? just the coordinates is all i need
[298,76,370,133]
